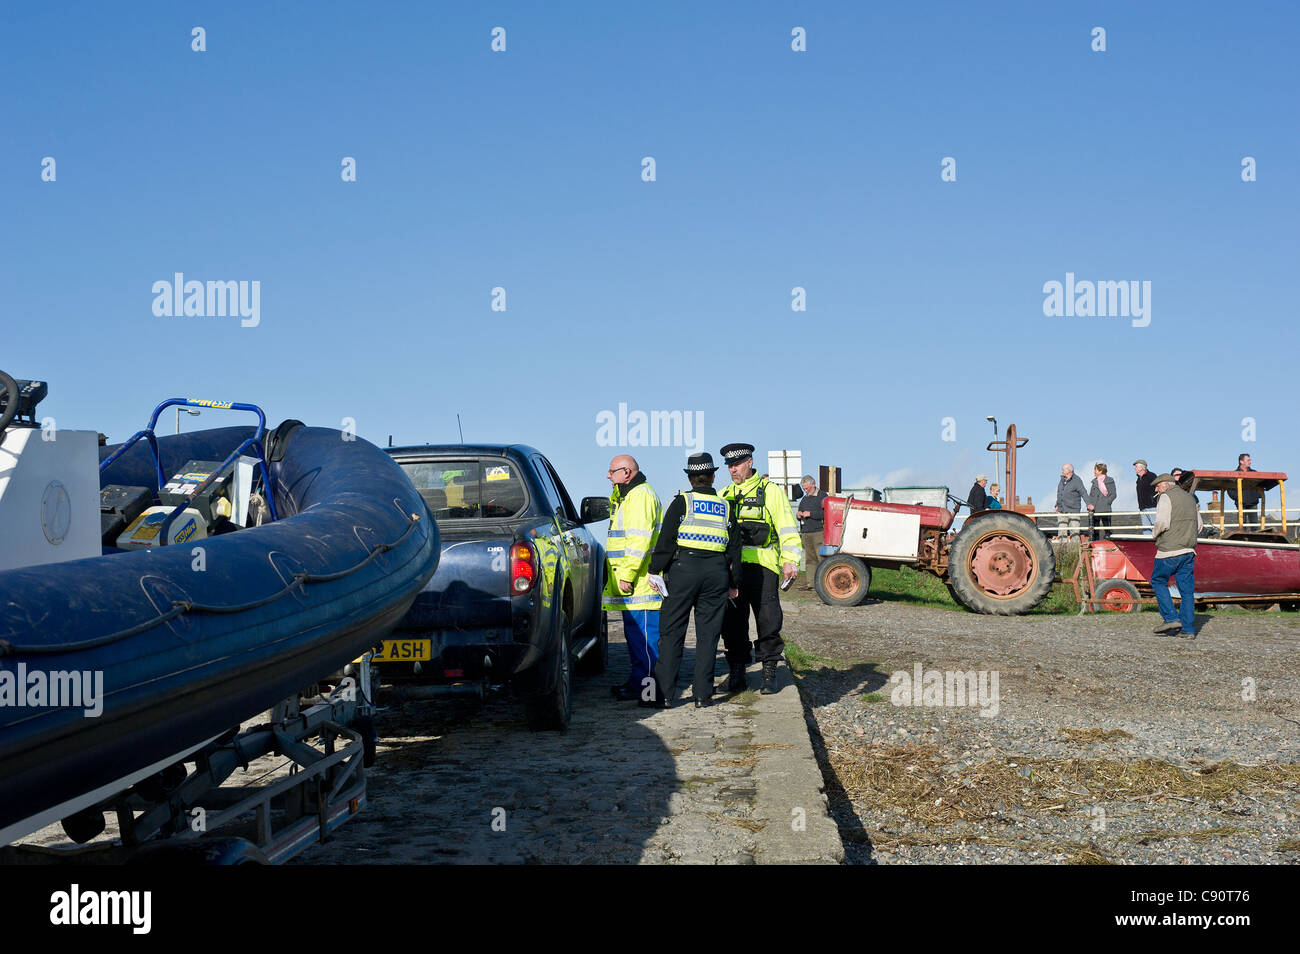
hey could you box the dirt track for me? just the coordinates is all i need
[779,589,1300,864]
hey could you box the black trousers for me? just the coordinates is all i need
[654,551,730,702]
[722,561,785,666]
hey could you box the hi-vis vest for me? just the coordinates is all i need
[676,491,730,552]
[602,481,663,612]
[721,474,802,574]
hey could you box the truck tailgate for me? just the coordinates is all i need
[397,528,516,631]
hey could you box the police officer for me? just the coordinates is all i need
[646,453,742,709]
[602,455,664,701]
[719,443,802,694]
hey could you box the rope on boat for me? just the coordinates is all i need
[0,514,423,657]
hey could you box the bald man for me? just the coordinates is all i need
[602,455,665,702]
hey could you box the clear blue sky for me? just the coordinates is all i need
[4,1,1296,513]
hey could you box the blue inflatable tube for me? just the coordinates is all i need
[0,424,438,844]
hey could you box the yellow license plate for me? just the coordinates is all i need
[371,639,432,662]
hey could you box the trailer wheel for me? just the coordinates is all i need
[524,611,572,731]
[1094,578,1141,613]
[949,513,1054,615]
[815,555,871,606]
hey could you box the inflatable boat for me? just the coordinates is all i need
[0,384,439,845]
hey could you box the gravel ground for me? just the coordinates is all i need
[779,589,1300,864]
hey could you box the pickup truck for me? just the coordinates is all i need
[381,444,608,729]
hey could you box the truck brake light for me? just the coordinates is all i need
[511,542,537,594]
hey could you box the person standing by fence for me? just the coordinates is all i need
[1055,464,1089,539]
[796,475,827,589]
[1134,460,1158,528]
[1088,463,1116,539]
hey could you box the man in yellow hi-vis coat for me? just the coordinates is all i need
[719,443,802,695]
[602,454,663,702]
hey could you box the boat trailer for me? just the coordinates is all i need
[1,661,379,865]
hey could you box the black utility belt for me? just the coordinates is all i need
[676,548,725,558]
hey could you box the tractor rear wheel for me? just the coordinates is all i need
[815,554,871,606]
[948,513,1055,615]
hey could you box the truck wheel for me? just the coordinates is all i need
[576,609,608,675]
[524,612,572,731]
[1094,578,1141,613]
[949,513,1054,615]
[815,555,871,606]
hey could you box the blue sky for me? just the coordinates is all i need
[4,1,1297,513]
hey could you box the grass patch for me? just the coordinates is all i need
[861,692,887,704]
[1276,839,1300,852]
[1059,727,1134,745]
[784,639,883,678]
[865,562,1081,616]
[869,566,961,611]
[729,690,759,706]
[828,743,1300,826]
[784,643,830,673]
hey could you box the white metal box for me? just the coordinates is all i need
[839,508,921,561]
[0,428,102,571]
[883,486,949,508]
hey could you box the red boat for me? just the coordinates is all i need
[1085,470,1300,611]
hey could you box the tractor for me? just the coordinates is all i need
[813,424,1055,615]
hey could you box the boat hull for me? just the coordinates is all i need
[1108,535,1300,595]
[0,425,438,843]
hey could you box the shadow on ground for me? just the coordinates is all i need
[294,655,677,864]
[790,661,892,865]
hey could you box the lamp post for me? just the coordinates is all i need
[176,407,200,434]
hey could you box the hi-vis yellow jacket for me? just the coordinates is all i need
[602,477,663,612]
[721,474,802,575]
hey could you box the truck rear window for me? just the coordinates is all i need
[399,459,528,520]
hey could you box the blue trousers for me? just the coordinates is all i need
[621,609,660,692]
[1151,552,1196,633]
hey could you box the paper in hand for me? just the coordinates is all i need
[648,574,669,597]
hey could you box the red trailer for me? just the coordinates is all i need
[1078,470,1300,612]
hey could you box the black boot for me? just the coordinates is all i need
[724,664,747,693]
[760,660,779,695]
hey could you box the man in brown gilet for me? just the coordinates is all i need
[1150,474,1202,638]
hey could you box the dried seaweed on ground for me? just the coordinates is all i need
[828,742,1300,826]
[1059,727,1134,744]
